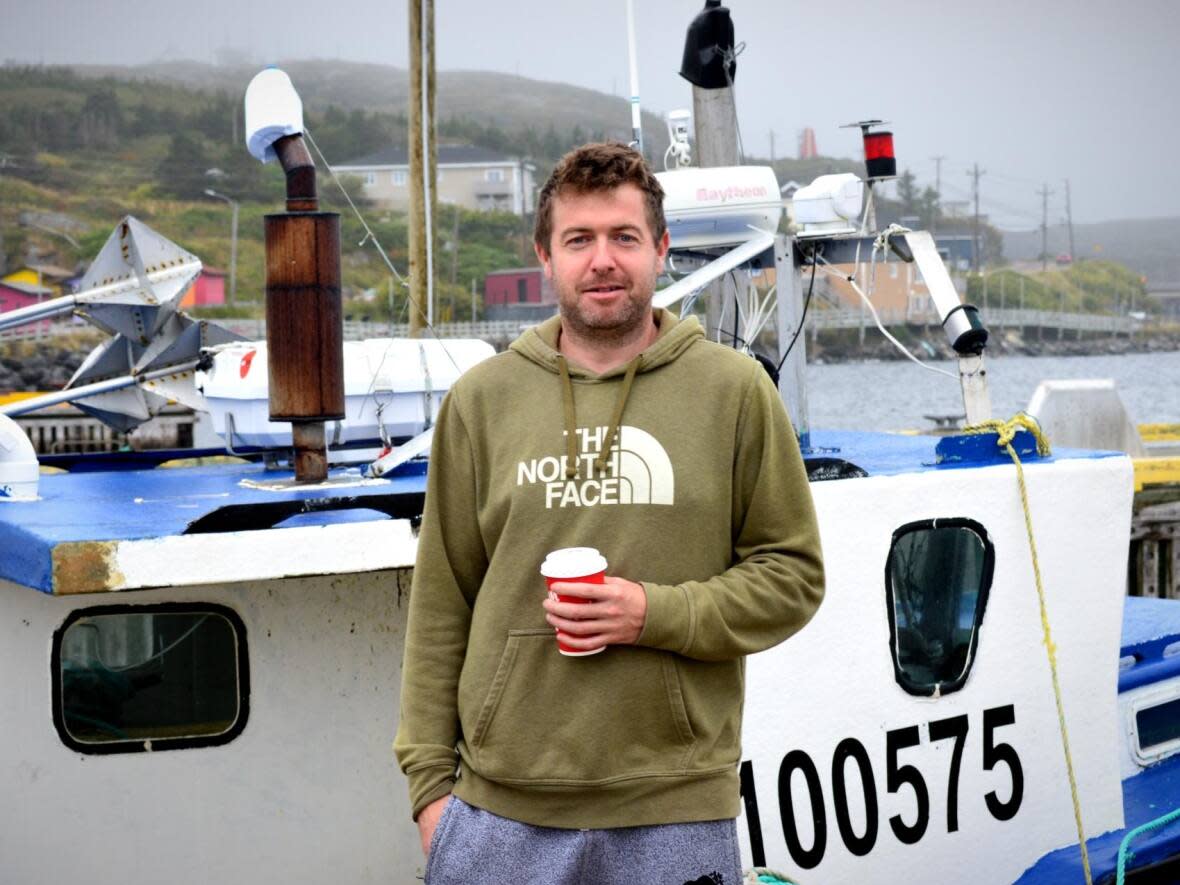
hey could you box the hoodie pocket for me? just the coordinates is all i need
[468,629,696,784]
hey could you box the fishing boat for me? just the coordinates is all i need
[2,4,1179,883]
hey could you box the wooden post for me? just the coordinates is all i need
[408,0,436,337]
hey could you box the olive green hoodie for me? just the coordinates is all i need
[395,309,824,829]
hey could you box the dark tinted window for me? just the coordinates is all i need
[1137,697,1180,752]
[53,604,248,754]
[886,519,994,696]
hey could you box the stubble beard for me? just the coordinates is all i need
[556,272,656,349]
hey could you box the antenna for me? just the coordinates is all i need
[625,0,643,152]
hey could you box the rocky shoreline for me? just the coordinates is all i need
[808,329,1180,364]
[0,338,94,392]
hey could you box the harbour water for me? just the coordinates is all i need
[805,349,1180,433]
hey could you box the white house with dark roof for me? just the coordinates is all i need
[333,144,536,215]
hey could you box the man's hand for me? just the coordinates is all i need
[416,794,451,857]
[542,576,647,652]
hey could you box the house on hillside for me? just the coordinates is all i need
[333,145,536,215]
[1146,282,1180,320]
[2,264,74,299]
[815,256,965,323]
[0,280,43,314]
[179,268,226,309]
[0,280,55,334]
[780,180,803,227]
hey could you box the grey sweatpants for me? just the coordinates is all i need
[424,797,742,885]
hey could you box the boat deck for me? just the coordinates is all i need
[0,429,1123,595]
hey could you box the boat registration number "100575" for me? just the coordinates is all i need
[739,704,1024,868]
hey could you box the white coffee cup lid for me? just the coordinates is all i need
[540,547,608,579]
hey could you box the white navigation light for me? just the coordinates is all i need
[244,67,304,163]
[657,165,782,249]
[903,230,988,354]
[793,172,863,236]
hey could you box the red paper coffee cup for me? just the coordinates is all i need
[540,547,608,657]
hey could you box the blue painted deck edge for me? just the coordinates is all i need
[1015,753,1180,883]
[0,460,428,594]
[805,428,1123,479]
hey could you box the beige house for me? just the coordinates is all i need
[816,259,962,323]
[333,144,536,215]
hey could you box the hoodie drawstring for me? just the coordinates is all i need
[595,355,640,474]
[555,353,643,480]
[557,355,579,479]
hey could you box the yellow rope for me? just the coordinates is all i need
[962,414,1093,885]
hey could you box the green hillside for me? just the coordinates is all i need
[0,61,1157,325]
[0,64,571,321]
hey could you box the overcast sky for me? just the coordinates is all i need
[4,0,1176,228]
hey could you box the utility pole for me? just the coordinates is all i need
[969,163,985,274]
[449,205,460,285]
[1038,182,1053,274]
[408,0,437,336]
[1063,178,1076,263]
[203,188,239,304]
[931,155,944,236]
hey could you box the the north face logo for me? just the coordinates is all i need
[516,425,675,509]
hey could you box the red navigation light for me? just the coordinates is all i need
[863,131,896,179]
[842,119,897,181]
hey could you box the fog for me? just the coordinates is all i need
[4,0,1177,227]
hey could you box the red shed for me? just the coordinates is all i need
[485,267,549,307]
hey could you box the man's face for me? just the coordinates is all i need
[536,183,670,344]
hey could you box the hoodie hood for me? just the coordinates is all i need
[508,309,704,479]
[508,308,704,379]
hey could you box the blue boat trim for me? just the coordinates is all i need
[803,429,1122,479]
[1120,597,1180,693]
[0,459,427,594]
[1015,752,1180,883]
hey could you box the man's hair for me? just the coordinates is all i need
[533,142,666,253]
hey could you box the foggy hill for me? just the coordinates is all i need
[1003,217,1180,283]
[72,60,673,158]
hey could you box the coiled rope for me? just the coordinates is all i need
[962,414,1092,885]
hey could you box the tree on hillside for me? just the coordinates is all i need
[305,107,401,164]
[895,169,941,229]
[79,89,123,149]
[156,133,212,200]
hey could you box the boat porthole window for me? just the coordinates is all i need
[52,603,249,754]
[1131,686,1180,766]
[885,518,994,697]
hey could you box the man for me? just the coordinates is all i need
[395,142,824,885]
